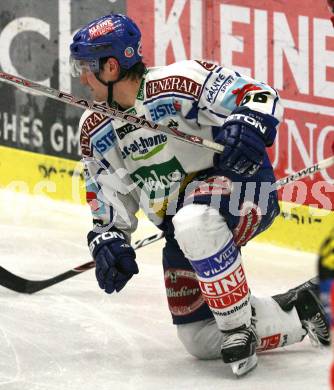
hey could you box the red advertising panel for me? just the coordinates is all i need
[128,0,334,209]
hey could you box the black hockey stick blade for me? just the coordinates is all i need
[0,231,164,294]
[0,261,96,294]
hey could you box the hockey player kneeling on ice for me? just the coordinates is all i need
[70,13,330,377]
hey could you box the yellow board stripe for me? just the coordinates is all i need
[1,145,332,253]
[254,202,334,253]
[0,145,85,203]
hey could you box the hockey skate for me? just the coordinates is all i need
[273,277,330,346]
[221,325,258,376]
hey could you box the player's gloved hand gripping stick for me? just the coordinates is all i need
[88,229,138,294]
[0,232,164,294]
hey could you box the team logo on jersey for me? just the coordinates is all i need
[146,76,201,99]
[121,134,167,160]
[164,268,205,316]
[147,98,182,121]
[130,156,186,199]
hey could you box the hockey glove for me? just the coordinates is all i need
[213,107,279,176]
[88,229,138,294]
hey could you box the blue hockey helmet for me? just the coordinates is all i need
[70,13,142,77]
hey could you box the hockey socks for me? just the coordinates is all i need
[173,204,252,331]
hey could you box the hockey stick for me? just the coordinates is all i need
[0,71,224,154]
[1,155,333,295]
[275,155,334,189]
[0,231,164,294]
[1,71,331,180]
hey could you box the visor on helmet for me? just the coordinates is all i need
[69,56,100,77]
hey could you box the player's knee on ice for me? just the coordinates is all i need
[176,297,307,360]
[172,204,232,260]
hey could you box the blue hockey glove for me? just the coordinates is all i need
[88,229,138,294]
[213,107,279,176]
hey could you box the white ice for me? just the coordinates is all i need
[0,189,330,390]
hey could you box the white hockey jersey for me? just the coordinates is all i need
[79,60,283,239]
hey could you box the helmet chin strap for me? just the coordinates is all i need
[94,74,113,105]
[96,68,127,107]
[107,82,114,107]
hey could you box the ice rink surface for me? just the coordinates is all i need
[0,189,330,390]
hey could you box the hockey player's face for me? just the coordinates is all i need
[80,70,108,102]
[79,58,121,103]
